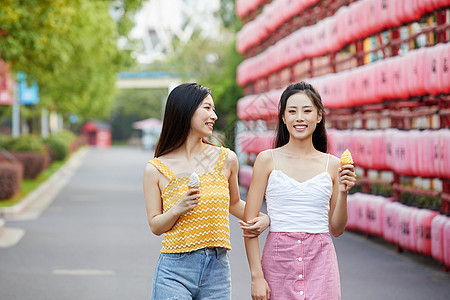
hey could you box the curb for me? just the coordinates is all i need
[0,147,89,220]
[0,218,4,237]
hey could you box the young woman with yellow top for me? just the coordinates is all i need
[143,83,270,299]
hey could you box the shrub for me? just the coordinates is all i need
[4,135,48,179]
[54,130,76,146]
[53,130,84,153]
[43,136,68,161]
[0,134,11,149]
[12,152,48,179]
[6,135,45,153]
[0,162,23,200]
[0,151,23,178]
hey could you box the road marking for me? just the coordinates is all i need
[0,228,25,248]
[52,269,116,276]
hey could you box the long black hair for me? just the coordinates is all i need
[274,82,327,153]
[154,83,212,157]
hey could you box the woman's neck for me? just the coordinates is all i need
[283,137,317,157]
[176,135,208,160]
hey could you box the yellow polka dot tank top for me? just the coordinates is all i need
[149,147,231,253]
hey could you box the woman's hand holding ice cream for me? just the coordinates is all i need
[171,189,200,216]
[171,172,201,216]
[339,149,356,192]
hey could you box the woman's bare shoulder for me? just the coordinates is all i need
[256,149,273,162]
[327,153,340,166]
[253,149,274,172]
[326,154,341,178]
[224,148,238,166]
[144,160,162,181]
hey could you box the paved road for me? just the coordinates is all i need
[0,146,449,300]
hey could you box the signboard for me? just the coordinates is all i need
[17,72,39,105]
[0,60,13,105]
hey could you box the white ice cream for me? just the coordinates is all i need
[188,172,200,188]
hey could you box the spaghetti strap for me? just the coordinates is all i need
[271,149,276,170]
[325,153,330,172]
[214,147,230,172]
[149,158,176,181]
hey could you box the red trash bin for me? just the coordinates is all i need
[81,121,112,148]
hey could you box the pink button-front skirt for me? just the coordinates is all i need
[261,232,341,300]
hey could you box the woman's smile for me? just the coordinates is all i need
[293,124,307,132]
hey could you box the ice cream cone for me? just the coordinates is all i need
[188,172,200,190]
[340,149,353,165]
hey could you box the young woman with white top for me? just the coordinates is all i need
[242,82,356,300]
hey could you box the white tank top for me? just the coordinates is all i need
[265,150,333,233]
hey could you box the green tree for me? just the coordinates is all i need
[215,0,242,31]
[203,0,243,147]
[109,88,166,141]
[146,0,243,147]
[0,0,74,83]
[109,0,243,145]
[39,0,119,121]
[197,39,243,148]
[0,0,143,129]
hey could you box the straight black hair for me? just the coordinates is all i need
[275,82,327,153]
[154,83,213,157]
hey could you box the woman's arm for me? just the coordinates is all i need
[143,163,200,236]
[244,151,273,300]
[328,156,356,237]
[226,151,270,236]
[227,150,246,220]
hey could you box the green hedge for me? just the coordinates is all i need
[54,130,77,146]
[43,136,68,161]
[6,135,46,153]
[0,134,11,149]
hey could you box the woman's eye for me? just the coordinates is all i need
[288,110,296,113]
[304,110,312,113]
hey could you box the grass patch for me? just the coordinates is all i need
[0,159,67,207]
[111,140,129,146]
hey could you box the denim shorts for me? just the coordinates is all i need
[151,247,231,300]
